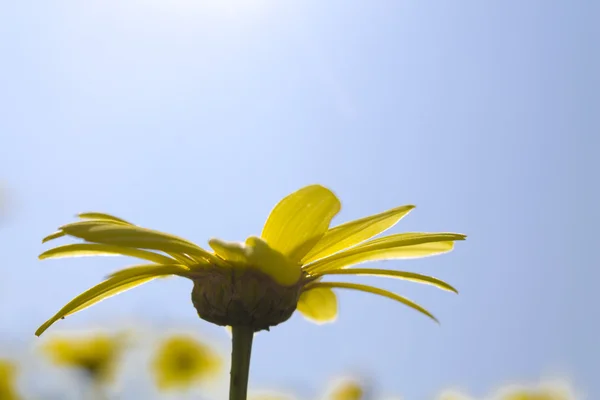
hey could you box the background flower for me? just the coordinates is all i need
[436,390,475,400]
[151,334,222,391]
[41,332,124,384]
[492,382,576,400]
[0,359,20,400]
[326,378,365,400]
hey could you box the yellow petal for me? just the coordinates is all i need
[61,221,193,248]
[261,185,341,262]
[159,252,197,267]
[39,243,177,265]
[296,287,338,323]
[313,268,457,293]
[245,236,301,285]
[60,221,224,266]
[306,232,466,273]
[77,212,132,224]
[308,281,438,322]
[77,214,194,266]
[43,214,131,243]
[302,205,415,263]
[208,237,301,286]
[358,232,467,250]
[208,238,249,265]
[42,231,66,243]
[106,264,189,280]
[35,265,184,336]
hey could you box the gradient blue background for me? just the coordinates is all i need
[1,1,598,399]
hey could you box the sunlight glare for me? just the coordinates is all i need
[146,0,271,20]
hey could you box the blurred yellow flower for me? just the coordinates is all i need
[0,360,20,400]
[328,379,364,400]
[249,394,295,400]
[499,387,572,400]
[41,333,123,383]
[436,390,474,400]
[36,184,465,335]
[151,335,221,391]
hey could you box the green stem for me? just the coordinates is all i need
[229,326,254,400]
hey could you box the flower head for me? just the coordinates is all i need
[36,185,465,335]
[0,360,20,400]
[151,334,221,391]
[41,333,123,383]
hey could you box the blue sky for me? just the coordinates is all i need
[1,1,598,399]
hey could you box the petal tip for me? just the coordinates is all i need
[34,325,47,337]
[444,282,459,294]
[425,312,440,324]
[42,230,65,243]
[308,183,333,191]
[304,184,341,204]
[207,238,220,246]
[308,317,338,325]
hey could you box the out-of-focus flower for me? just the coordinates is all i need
[151,335,221,391]
[250,397,292,400]
[0,360,20,400]
[320,377,366,400]
[41,333,123,383]
[437,390,474,400]
[497,386,573,400]
[326,378,365,400]
[249,392,296,400]
[36,185,465,335]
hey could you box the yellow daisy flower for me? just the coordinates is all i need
[151,335,221,391]
[0,360,20,400]
[35,184,465,399]
[36,184,464,335]
[41,333,123,383]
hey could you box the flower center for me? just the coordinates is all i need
[190,267,306,332]
[172,352,196,372]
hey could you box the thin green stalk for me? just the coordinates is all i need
[229,326,254,400]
